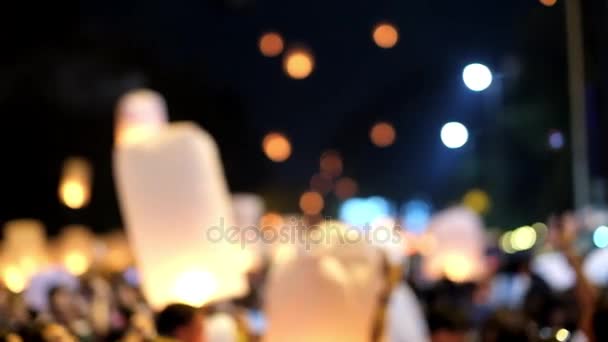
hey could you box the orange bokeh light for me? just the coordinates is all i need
[262,133,292,162]
[540,0,557,6]
[310,173,333,194]
[259,32,284,57]
[283,49,314,79]
[260,212,285,231]
[334,177,358,200]
[299,191,324,215]
[373,23,399,49]
[320,150,343,178]
[370,122,396,147]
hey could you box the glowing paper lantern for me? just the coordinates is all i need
[113,89,248,309]
[540,0,557,7]
[372,23,399,48]
[422,207,485,282]
[319,150,343,179]
[299,191,324,216]
[59,157,92,209]
[264,221,383,342]
[96,230,134,272]
[56,225,95,276]
[334,177,358,200]
[2,220,48,289]
[283,48,314,80]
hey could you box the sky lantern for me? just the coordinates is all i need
[2,219,48,291]
[283,48,314,79]
[259,32,284,57]
[56,225,95,276]
[97,230,133,273]
[372,23,399,48]
[370,122,396,147]
[422,207,485,283]
[264,220,383,342]
[58,157,92,209]
[262,132,292,162]
[113,89,248,309]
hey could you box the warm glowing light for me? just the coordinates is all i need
[59,157,92,209]
[593,225,608,248]
[64,252,88,276]
[416,233,437,256]
[370,122,396,147]
[263,132,292,162]
[172,270,218,307]
[2,266,26,293]
[510,226,537,251]
[555,328,569,342]
[443,254,473,283]
[462,189,490,215]
[299,191,325,215]
[540,0,557,7]
[320,150,343,179]
[259,32,284,57]
[98,231,133,272]
[462,63,493,92]
[283,49,314,79]
[440,122,469,149]
[334,177,358,200]
[310,173,333,194]
[2,220,47,283]
[260,212,284,230]
[114,89,168,146]
[372,23,399,49]
[499,231,515,254]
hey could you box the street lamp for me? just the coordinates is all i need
[462,63,493,92]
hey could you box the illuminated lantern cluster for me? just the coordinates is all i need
[113,89,249,309]
[59,157,92,209]
[56,225,95,276]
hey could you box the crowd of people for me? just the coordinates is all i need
[0,211,606,342]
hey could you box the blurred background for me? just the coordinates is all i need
[0,0,607,233]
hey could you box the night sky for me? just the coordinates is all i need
[1,0,600,235]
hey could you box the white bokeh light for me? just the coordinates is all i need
[441,122,469,149]
[462,63,493,92]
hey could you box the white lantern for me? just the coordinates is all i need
[58,157,92,209]
[422,207,485,283]
[264,221,383,342]
[113,89,248,309]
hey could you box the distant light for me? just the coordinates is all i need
[59,157,92,209]
[262,132,292,162]
[320,150,343,178]
[339,196,391,227]
[593,225,608,248]
[462,189,490,215]
[372,23,399,49]
[440,122,469,149]
[548,130,565,150]
[59,181,87,209]
[370,122,396,147]
[283,48,314,79]
[540,0,557,7]
[334,177,358,200]
[64,252,89,276]
[310,173,333,194]
[260,212,284,230]
[299,191,324,215]
[2,266,26,293]
[443,254,473,283]
[402,200,431,233]
[259,32,284,57]
[462,63,493,92]
[555,328,570,342]
[511,226,537,251]
[532,222,549,242]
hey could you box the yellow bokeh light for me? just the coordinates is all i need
[555,328,569,342]
[370,122,396,147]
[64,252,89,276]
[283,49,314,79]
[499,231,515,254]
[59,181,87,209]
[262,132,292,162]
[172,270,218,307]
[299,191,324,215]
[3,266,26,293]
[510,226,537,251]
[443,254,473,283]
[259,32,284,57]
[260,212,284,230]
[59,157,92,209]
[540,0,557,7]
[462,189,491,214]
[373,23,399,49]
